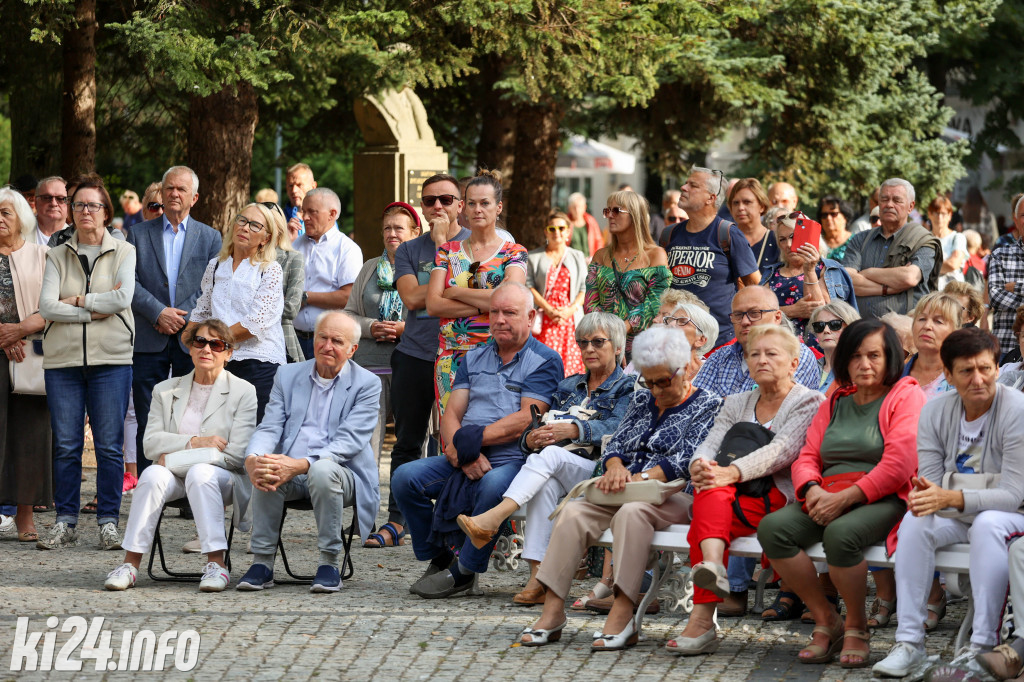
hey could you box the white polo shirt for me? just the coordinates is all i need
[293,225,363,332]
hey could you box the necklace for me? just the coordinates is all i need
[615,250,640,269]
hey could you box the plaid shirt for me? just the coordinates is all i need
[277,249,306,363]
[692,339,821,395]
[987,237,1024,353]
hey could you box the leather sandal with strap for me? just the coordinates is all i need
[519,618,566,647]
[867,597,896,628]
[798,617,844,664]
[762,590,804,622]
[571,577,613,611]
[839,629,872,668]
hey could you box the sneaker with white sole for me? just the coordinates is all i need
[36,522,78,550]
[199,562,230,592]
[949,643,987,667]
[98,522,122,550]
[873,641,927,678]
[0,514,14,535]
[104,563,138,591]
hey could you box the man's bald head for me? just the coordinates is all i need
[767,182,799,211]
[731,286,783,348]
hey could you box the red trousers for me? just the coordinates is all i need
[687,484,787,604]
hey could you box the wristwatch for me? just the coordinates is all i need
[301,291,308,307]
[640,472,650,481]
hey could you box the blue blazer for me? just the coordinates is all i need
[127,216,222,353]
[246,359,382,538]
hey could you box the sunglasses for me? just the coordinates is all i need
[811,319,845,334]
[37,194,68,205]
[638,367,681,390]
[546,225,568,232]
[603,206,630,218]
[421,194,457,207]
[147,202,164,211]
[466,261,481,289]
[261,201,283,215]
[191,335,231,353]
[820,210,841,219]
[576,337,610,349]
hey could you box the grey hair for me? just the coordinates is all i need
[567,192,587,207]
[880,177,916,204]
[691,166,728,210]
[0,187,37,235]
[576,312,627,363]
[305,187,342,215]
[675,302,718,355]
[35,175,66,192]
[809,300,861,328]
[963,229,981,250]
[492,280,534,311]
[314,310,361,345]
[763,206,787,228]
[631,325,692,373]
[162,166,200,195]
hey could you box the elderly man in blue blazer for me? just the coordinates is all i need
[237,310,382,593]
[128,165,222,476]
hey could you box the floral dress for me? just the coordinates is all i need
[536,263,584,376]
[764,263,824,341]
[583,260,671,357]
[433,239,528,416]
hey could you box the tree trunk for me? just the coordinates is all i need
[475,57,516,187]
[187,82,258,231]
[61,0,97,178]
[506,100,563,249]
[2,2,62,179]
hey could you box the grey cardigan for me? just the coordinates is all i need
[691,383,825,501]
[344,255,408,369]
[917,383,1024,518]
[526,247,588,308]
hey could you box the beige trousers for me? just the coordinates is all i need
[536,493,693,604]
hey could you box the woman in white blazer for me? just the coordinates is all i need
[104,318,258,593]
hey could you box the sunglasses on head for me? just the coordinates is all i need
[421,194,457,207]
[261,201,283,215]
[147,202,163,211]
[191,335,231,353]
[811,319,844,334]
[576,337,609,349]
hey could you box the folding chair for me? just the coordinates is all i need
[147,499,234,582]
[274,497,358,584]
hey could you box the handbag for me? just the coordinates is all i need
[9,336,45,395]
[937,471,1009,519]
[801,471,866,513]
[548,475,688,520]
[162,447,225,477]
[713,422,775,499]
[528,403,599,459]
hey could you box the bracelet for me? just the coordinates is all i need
[805,278,819,285]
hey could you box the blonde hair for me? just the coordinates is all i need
[745,324,800,362]
[606,190,657,267]
[218,202,280,267]
[911,291,963,329]
[660,288,707,312]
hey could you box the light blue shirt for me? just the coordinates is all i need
[162,216,188,306]
[290,363,341,466]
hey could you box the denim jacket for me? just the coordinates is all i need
[761,257,859,312]
[519,366,636,455]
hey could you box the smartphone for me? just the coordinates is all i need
[791,217,822,252]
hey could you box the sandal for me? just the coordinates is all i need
[801,593,841,624]
[33,504,54,513]
[363,522,406,548]
[19,531,39,542]
[81,498,98,514]
[762,590,804,621]
[867,597,896,629]
[798,617,844,664]
[571,577,613,611]
[519,618,566,647]
[925,594,947,631]
[839,629,872,668]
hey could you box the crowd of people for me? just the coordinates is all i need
[4,163,1024,679]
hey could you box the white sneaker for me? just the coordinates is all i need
[104,563,138,591]
[36,522,78,550]
[182,538,202,554]
[98,522,122,550]
[199,562,230,592]
[873,641,927,678]
[0,514,14,535]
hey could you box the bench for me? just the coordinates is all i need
[490,506,979,650]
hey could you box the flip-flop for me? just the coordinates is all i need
[33,504,54,513]
[19,531,38,542]
[81,499,98,514]
[363,522,406,548]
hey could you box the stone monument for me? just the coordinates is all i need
[353,88,448,249]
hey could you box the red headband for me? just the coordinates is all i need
[382,201,421,228]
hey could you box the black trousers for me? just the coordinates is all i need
[387,349,435,524]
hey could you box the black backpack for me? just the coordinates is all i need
[713,421,776,529]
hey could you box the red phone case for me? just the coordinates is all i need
[791,220,821,252]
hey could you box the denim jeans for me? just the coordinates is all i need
[132,344,193,476]
[297,334,315,364]
[46,365,132,527]
[388,350,436,524]
[728,555,757,593]
[391,454,523,573]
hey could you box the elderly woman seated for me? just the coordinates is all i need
[651,290,719,368]
[515,325,722,649]
[874,328,1024,678]
[103,320,258,592]
[456,312,635,605]
[757,319,925,668]
[666,325,824,655]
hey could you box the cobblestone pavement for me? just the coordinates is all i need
[2,453,968,681]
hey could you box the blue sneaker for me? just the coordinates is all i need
[310,565,341,593]
[236,564,275,591]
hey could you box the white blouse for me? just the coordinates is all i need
[178,382,214,437]
[191,257,287,365]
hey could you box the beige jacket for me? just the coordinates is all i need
[9,242,48,321]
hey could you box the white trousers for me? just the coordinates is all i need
[122,393,137,465]
[894,509,1024,647]
[502,446,596,563]
[1008,539,1024,639]
[121,463,234,555]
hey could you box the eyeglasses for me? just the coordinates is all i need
[546,225,568,232]
[638,367,681,390]
[146,202,163,212]
[261,201,283,215]
[602,206,629,218]
[728,309,778,323]
[576,337,610,349]
[236,215,266,232]
[710,169,725,198]
[37,195,68,205]
[811,319,845,334]
[421,194,457,207]
[71,201,106,214]
[662,315,702,334]
[191,335,231,353]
